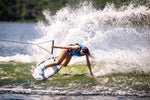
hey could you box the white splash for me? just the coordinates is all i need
[0,54,35,63]
[1,2,150,75]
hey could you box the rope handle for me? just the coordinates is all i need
[0,39,54,54]
[51,40,54,54]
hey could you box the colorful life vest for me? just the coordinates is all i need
[68,43,85,57]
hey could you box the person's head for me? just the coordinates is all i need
[80,47,95,59]
[80,47,90,55]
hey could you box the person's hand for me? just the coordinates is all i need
[51,45,55,48]
[91,73,96,78]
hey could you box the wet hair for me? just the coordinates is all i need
[82,47,90,55]
[82,47,95,59]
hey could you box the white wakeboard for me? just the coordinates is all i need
[31,56,62,81]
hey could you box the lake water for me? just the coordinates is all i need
[0,2,150,100]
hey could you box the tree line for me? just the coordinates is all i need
[0,0,148,22]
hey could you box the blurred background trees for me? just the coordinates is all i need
[0,0,148,22]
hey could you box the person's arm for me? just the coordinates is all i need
[52,45,79,51]
[86,55,95,77]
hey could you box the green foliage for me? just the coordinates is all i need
[0,0,148,22]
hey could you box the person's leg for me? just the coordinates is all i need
[61,55,72,66]
[45,50,67,68]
